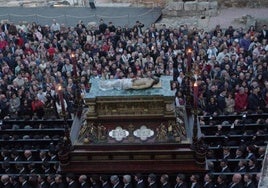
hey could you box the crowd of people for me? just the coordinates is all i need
[0,172,263,188]
[0,9,267,188]
[0,17,267,120]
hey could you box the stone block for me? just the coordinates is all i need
[184,1,197,11]
[204,9,218,17]
[167,2,184,11]
[209,1,218,9]
[162,9,178,17]
[197,2,209,11]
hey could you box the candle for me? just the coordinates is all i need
[58,85,66,116]
[193,81,198,108]
[187,48,192,72]
[71,53,77,79]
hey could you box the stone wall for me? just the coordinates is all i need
[162,0,218,17]
[111,0,268,8]
[218,0,268,8]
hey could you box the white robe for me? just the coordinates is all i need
[99,79,132,91]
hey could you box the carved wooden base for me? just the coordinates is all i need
[78,118,186,145]
[61,144,205,174]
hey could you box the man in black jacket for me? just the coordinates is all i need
[203,174,215,188]
[100,175,111,188]
[1,174,12,188]
[228,174,243,188]
[123,175,132,188]
[174,174,187,188]
[79,175,90,188]
[243,174,256,188]
[160,174,170,188]
[147,174,157,188]
[134,174,145,188]
[110,175,123,188]
[247,86,261,112]
[19,175,31,188]
[66,173,79,188]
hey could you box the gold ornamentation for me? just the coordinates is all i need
[156,123,168,142]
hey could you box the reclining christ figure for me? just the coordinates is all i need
[99,77,159,91]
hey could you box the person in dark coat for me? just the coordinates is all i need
[247,159,259,173]
[247,86,261,112]
[28,162,39,174]
[38,175,49,188]
[19,175,31,188]
[245,145,256,160]
[259,24,268,41]
[147,174,157,188]
[39,150,49,162]
[10,176,20,188]
[243,174,256,188]
[2,161,16,174]
[235,160,247,173]
[123,175,132,188]
[220,159,231,173]
[1,20,10,32]
[217,89,227,115]
[100,175,111,188]
[174,174,187,188]
[79,175,90,188]
[228,174,243,188]
[189,174,201,188]
[47,174,57,188]
[55,174,67,188]
[203,174,215,188]
[90,175,101,188]
[24,150,34,161]
[99,19,107,34]
[205,96,218,116]
[11,150,23,161]
[134,174,145,188]
[222,147,232,160]
[1,174,13,188]
[234,148,244,159]
[48,149,58,161]
[66,173,79,188]
[16,163,28,174]
[215,174,227,188]
[110,175,123,188]
[160,174,170,188]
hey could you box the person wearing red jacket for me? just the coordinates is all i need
[0,37,8,50]
[31,95,44,118]
[235,86,248,113]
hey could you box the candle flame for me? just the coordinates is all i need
[71,53,75,58]
[187,48,192,54]
[58,85,62,91]
[194,82,198,87]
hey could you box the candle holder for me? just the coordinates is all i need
[71,52,84,118]
[57,84,73,166]
[57,85,66,119]
[184,48,207,165]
